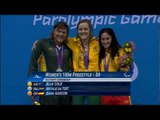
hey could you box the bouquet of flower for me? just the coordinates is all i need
[119,41,135,67]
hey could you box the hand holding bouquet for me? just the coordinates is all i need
[119,41,135,67]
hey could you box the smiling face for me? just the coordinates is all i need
[100,32,112,50]
[53,27,68,45]
[78,22,90,41]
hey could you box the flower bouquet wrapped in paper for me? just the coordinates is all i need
[119,41,135,68]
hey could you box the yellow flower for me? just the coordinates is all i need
[126,58,131,62]
[124,48,129,52]
[125,42,130,48]
[128,48,132,53]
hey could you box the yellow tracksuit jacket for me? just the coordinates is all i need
[67,37,100,72]
[100,48,127,72]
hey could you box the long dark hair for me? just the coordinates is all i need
[99,28,121,61]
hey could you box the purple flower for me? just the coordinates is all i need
[129,41,135,51]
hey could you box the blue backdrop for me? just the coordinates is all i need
[1,15,160,105]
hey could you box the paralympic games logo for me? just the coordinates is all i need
[34,75,41,78]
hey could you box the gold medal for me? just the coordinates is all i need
[56,68,63,72]
[84,69,88,72]
[34,101,41,105]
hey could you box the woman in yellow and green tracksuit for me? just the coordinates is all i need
[67,19,101,105]
[98,28,131,105]
[28,21,72,105]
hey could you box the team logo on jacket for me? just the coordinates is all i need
[93,46,98,52]
[48,47,53,51]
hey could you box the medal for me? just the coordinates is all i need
[54,45,64,72]
[56,68,63,72]
[81,40,89,71]
[34,101,41,105]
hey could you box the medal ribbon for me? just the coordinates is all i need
[81,40,89,70]
[54,46,64,68]
[104,54,111,72]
